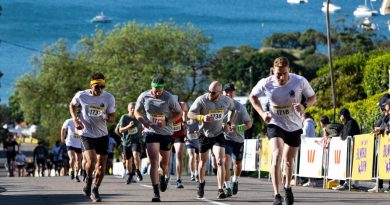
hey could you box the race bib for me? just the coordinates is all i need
[128,127,138,135]
[150,114,166,125]
[272,105,293,117]
[173,123,181,132]
[208,110,224,121]
[88,105,104,117]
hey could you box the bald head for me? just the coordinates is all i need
[208,81,222,101]
[209,81,222,92]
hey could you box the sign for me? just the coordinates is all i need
[378,134,390,179]
[243,139,258,171]
[259,138,272,172]
[299,138,324,178]
[351,134,374,180]
[327,137,348,180]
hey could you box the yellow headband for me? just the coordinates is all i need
[90,79,105,85]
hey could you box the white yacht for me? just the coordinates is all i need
[321,2,341,13]
[91,12,112,23]
[360,17,377,30]
[353,0,378,17]
[287,0,308,4]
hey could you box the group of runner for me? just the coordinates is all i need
[66,56,316,205]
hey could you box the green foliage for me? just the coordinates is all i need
[311,53,368,109]
[308,93,384,134]
[12,22,211,144]
[362,52,390,96]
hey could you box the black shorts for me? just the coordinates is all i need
[67,146,82,154]
[144,132,173,151]
[199,133,225,153]
[267,124,302,147]
[225,140,244,161]
[17,165,25,169]
[123,146,133,160]
[37,158,46,165]
[81,135,109,155]
[174,136,185,143]
[108,152,114,159]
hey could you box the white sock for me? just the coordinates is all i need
[232,175,240,182]
[224,181,231,188]
[194,170,198,175]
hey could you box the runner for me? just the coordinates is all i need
[106,135,116,175]
[222,83,252,197]
[249,57,316,205]
[61,118,83,182]
[185,119,200,182]
[15,150,27,177]
[172,101,188,188]
[69,72,116,202]
[33,141,48,177]
[118,102,144,184]
[3,134,19,177]
[135,77,182,202]
[187,81,235,199]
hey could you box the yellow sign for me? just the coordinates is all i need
[260,138,272,172]
[351,133,374,180]
[378,134,390,179]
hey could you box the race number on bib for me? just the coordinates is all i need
[150,114,166,125]
[272,106,293,117]
[88,105,104,117]
[128,127,138,135]
[173,123,181,132]
[208,110,224,121]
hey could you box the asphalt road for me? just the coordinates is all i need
[1,173,390,205]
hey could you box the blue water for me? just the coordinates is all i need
[0,0,389,104]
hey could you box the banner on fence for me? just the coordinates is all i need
[260,138,272,172]
[299,138,324,178]
[352,134,374,180]
[327,137,348,180]
[378,134,390,179]
[243,139,257,171]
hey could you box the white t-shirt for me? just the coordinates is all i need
[62,119,82,148]
[71,89,115,138]
[251,73,315,132]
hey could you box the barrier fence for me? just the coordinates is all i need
[113,133,390,191]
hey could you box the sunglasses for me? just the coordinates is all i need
[208,90,220,96]
[93,84,105,90]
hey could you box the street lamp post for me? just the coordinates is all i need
[325,0,337,122]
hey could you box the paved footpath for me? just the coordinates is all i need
[0,174,390,205]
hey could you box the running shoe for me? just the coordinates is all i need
[190,174,195,181]
[90,187,101,202]
[232,181,238,195]
[197,181,205,198]
[75,175,81,183]
[225,188,232,197]
[126,174,133,184]
[82,177,93,196]
[70,171,74,180]
[136,169,143,181]
[159,175,168,192]
[195,174,199,182]
[142,166,148,175]
[176,179,184,188]
[152,186,161,202]
[217,189,227,199]
[284,187,294,205]
[273,194,283,205]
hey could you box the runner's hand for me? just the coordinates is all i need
[292,103,304,113]
[261,112,271,123]
[204,114,214,122]
[74,118,84,130]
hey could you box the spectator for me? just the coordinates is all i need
[15,150,27,177]
[332,108,361,191]
[3,134,19,177]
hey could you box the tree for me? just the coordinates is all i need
[12,22,211,144]
[362,52,390,96]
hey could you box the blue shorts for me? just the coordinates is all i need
[225,140,244,161]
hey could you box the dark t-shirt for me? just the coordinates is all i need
[340,118,361,140]
[3,140,18,158]
[33,145,48,161]
[119,114,142,146]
